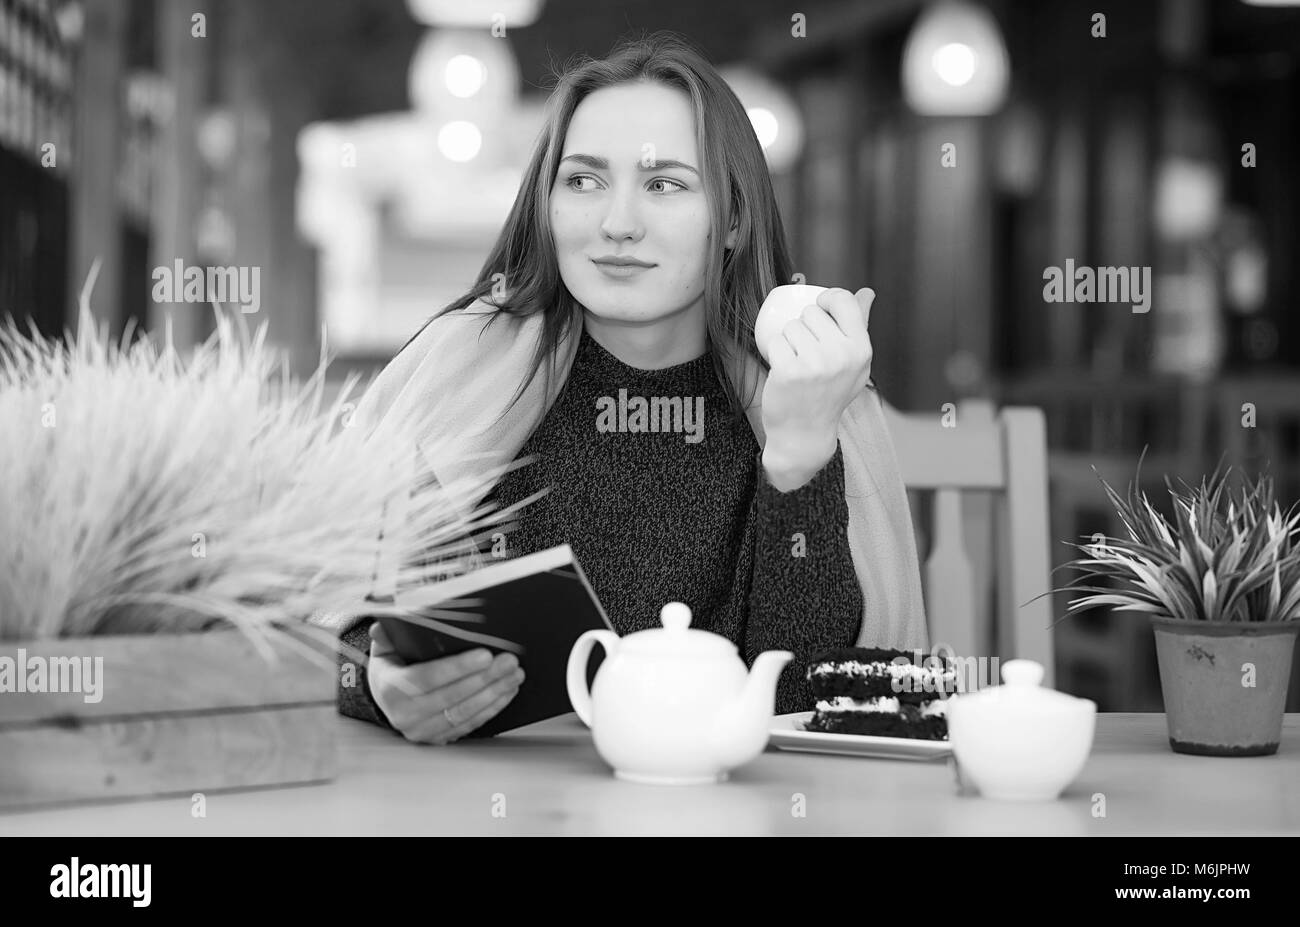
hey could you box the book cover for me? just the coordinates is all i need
[377,544,615,737]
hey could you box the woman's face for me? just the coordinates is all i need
[549,81,735,328]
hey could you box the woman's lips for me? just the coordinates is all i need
[593,261,653,279]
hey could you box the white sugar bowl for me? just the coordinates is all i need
[946,659,1097,801]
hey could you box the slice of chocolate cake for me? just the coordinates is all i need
[803,647,955,740]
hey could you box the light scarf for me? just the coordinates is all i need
[344,302,929,652]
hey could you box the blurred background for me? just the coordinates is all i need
[3,0,1299,709]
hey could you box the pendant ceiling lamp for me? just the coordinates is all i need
[902,1,1010,116]
[719,66,805,174]
[408,27,519,118]
[406,0,544,28]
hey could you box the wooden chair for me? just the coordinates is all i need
[882,399,1055,687]
[1045,453,1162,710]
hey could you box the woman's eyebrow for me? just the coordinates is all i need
[559,153,699,177]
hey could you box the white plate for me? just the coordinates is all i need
[768,712,952,761]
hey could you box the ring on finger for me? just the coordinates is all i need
[443,706,457,727]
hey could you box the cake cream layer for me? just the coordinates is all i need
[814,696,950,717]
[815,696,899,714]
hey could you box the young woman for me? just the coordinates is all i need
[339,32,918,744]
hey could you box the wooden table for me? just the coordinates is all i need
[4,713,1298,836]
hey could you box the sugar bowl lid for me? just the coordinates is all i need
[618,602,737,658]
[953,659,1094,715]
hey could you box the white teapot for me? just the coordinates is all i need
[565,602,793,785]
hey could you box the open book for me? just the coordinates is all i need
[376,544,615,738]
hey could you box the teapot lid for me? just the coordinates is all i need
[619,602,737,658]
[955,659,1090,713]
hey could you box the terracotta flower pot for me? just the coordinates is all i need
[1150,616,1299,756]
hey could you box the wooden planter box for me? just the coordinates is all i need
[0,629,337,810]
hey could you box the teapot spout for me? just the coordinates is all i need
[713,650,794,770]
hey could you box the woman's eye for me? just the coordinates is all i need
[564,174,598,192]
[649,178,686,194]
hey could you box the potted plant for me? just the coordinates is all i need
[0,274,518,809]
[1061,463,1300,756]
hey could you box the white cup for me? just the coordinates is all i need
[754,284,828,362]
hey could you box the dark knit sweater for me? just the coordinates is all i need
[338,326,863,725]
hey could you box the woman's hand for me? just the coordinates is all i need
[760,287,875,488]
[367,622,526,745]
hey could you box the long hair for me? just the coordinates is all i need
[403,30,796,427]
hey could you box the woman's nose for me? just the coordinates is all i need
[599,187,643,242]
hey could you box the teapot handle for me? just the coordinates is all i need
[566,630,619,728]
